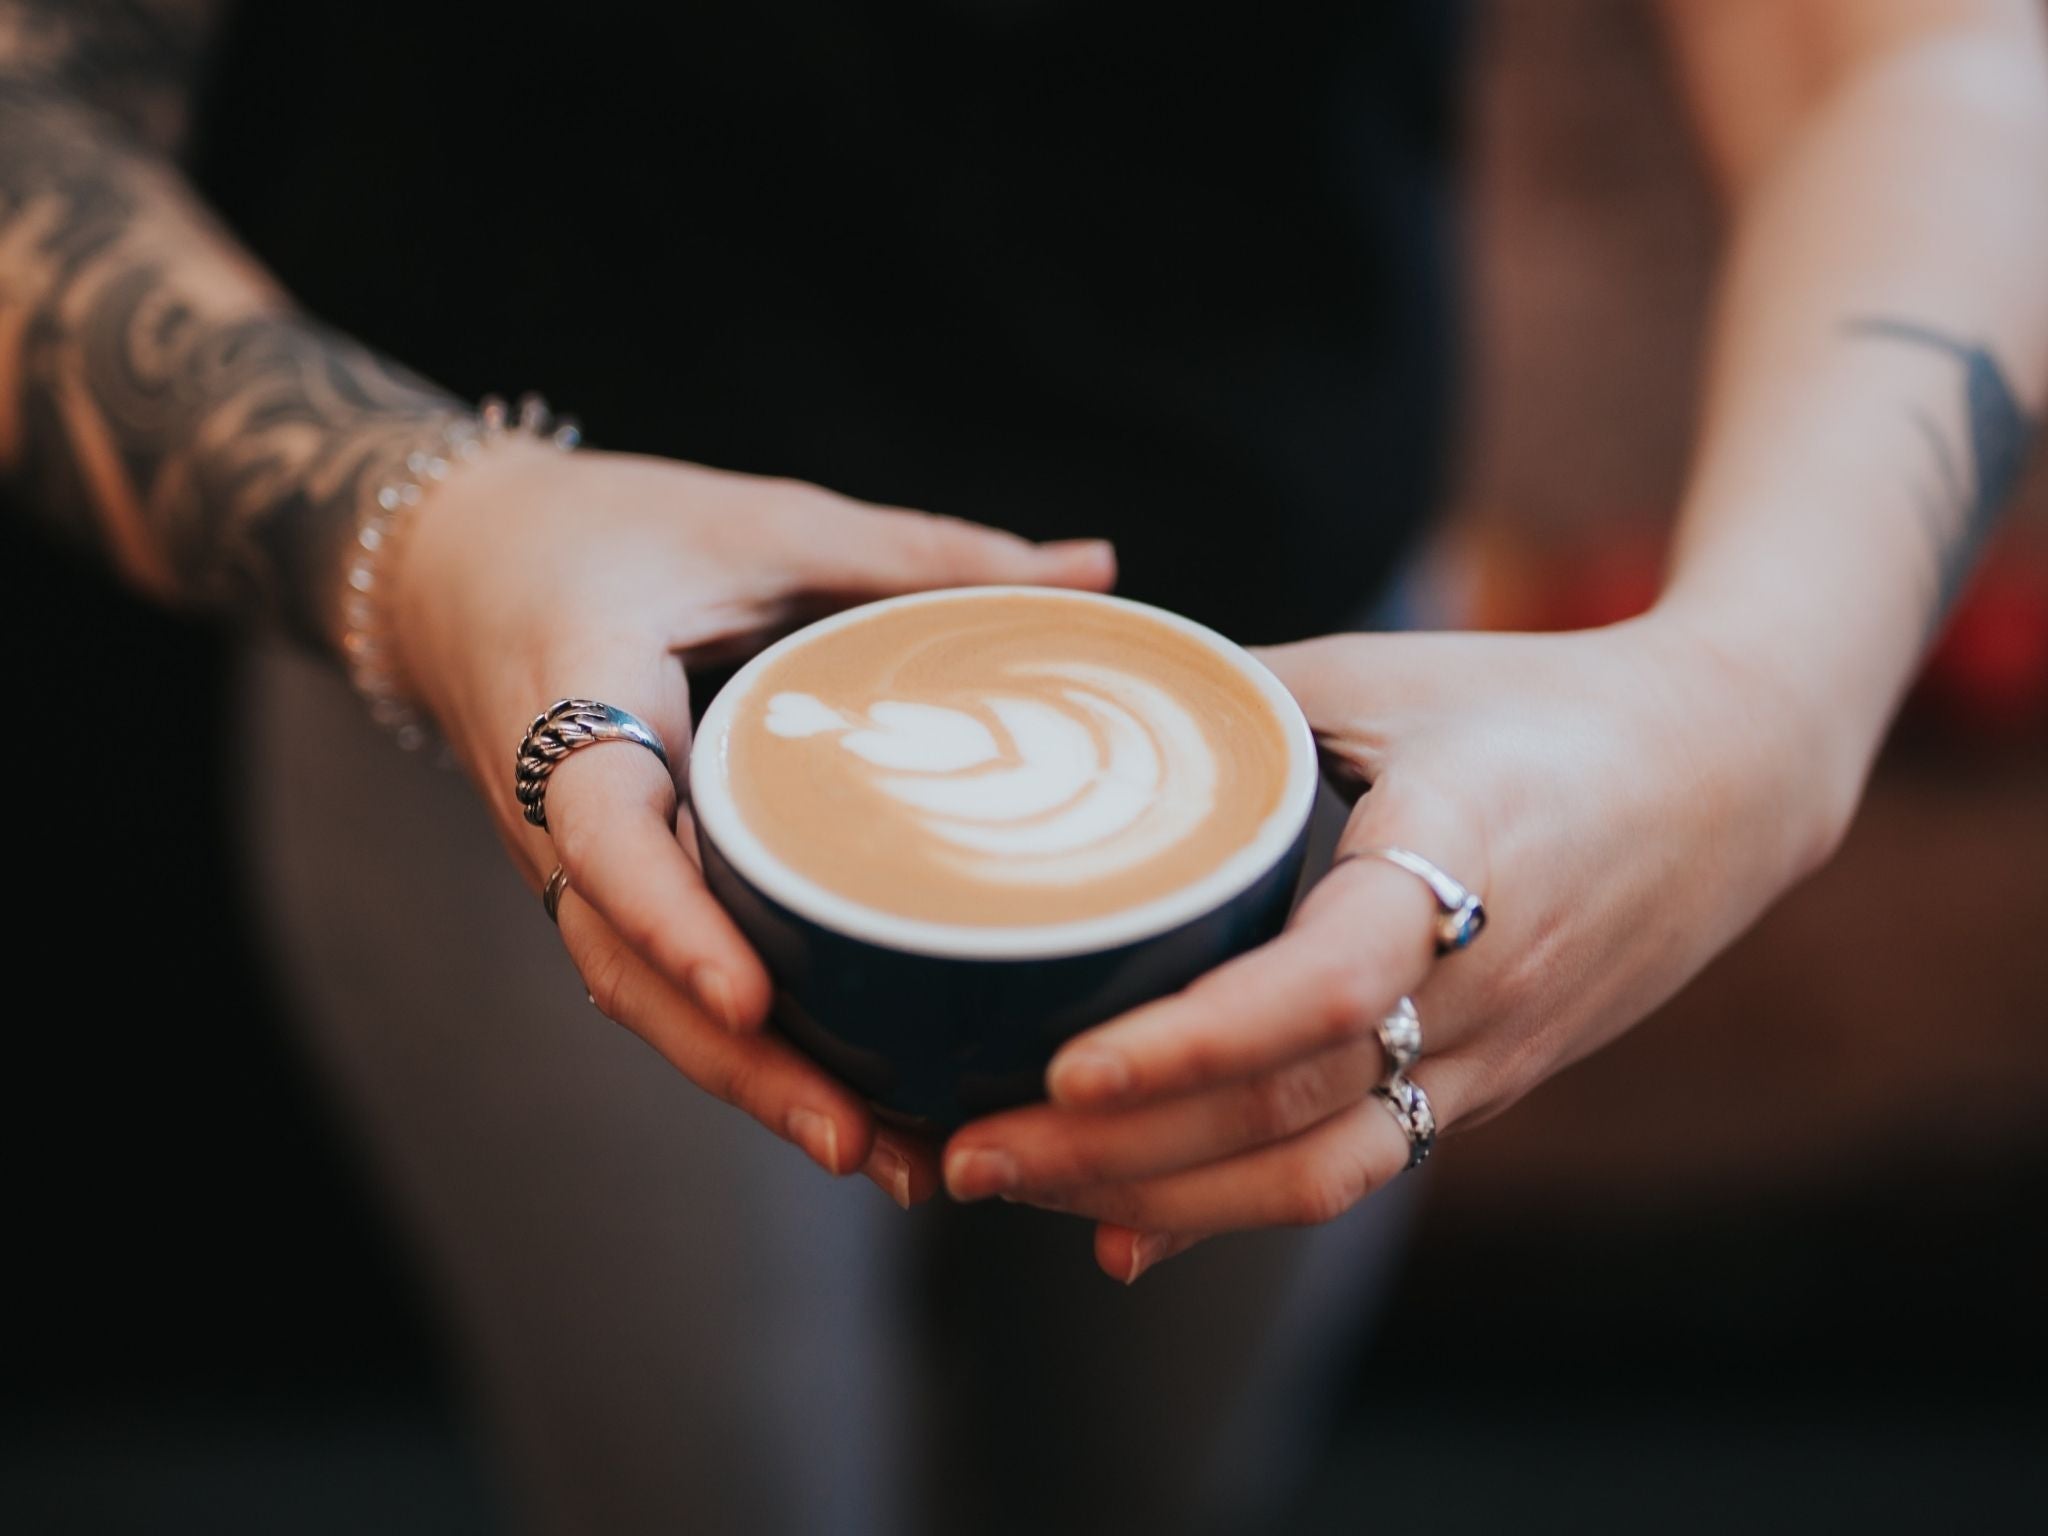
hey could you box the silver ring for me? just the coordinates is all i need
[542,865,570,925]
[516,698,670,830]
[1357,846,1486,954]
[1376,996,1422,1080]
[1372,1075,1436,1171]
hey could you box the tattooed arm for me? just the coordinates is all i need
[1,0,1117,1200]
[0,0,461,650]
[1656,0,2048,810]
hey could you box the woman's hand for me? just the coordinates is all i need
[941,613,1855,1279]
[391,442,1115,1204]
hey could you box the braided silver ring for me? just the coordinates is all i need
[1372,1074,1436,1171]
[542,865,570,925]
[1357,845,1487,955]
[516,699,670,830]
[1376,996,1422,1081]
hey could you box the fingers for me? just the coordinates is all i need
[1096,1226,1206,1286]
[558,885,933,1206]
[1087,1055,1476,1281]
[780,496,1116,596]
[1044,856,1438,1110]
[945,1035,1387,1200]
[864,1128,944,1211]
[1249,632,1453,727]
[1013,1080,1423,1234]
[1245,634,1375,723]
[543,735,774,1032]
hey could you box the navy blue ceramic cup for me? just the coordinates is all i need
[689,588,1320,1130]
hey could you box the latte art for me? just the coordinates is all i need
[718,592,1298,928]
[763,661,1219,888]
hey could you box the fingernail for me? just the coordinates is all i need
[689,965,738,1029]
[1126,1233,1171,1285]
[1043,539,1116,578]
[786,1108,842,1175]
[944,1146,1018,1202]
[1049,1047,1130,1105]
[865,1139,912,1209]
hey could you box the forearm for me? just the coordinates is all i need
[1654,12,2048,838]
[0,2,461,651]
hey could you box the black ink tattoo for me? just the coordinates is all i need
[0,0,214,150]
[0,2,462,648]
[1848,317,2038,636]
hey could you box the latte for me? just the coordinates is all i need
[709,590,1300,929]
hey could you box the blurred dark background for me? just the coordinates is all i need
[7,2,2045,1532]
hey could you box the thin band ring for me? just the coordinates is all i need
[1355,845,1487,955]
[542,865,570,925]
[1372,1074,1437,1171]
[517,698,670,830]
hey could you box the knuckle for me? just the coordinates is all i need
[758,481,851,544]
[637,914,705,992]
[1317,964,1380,1042]
[892,510,960,566]
[772,476,844,513]
[1045,1143,1108,1189]
[608,899,666,970]
[548,809,593,875]
[1167,1030,1237,1090]
[712,1052,762,1113]
[579,941,636,1025]
[1238,1069,1322,1144]
[898,510,1010,573]
[719,964,775,1031]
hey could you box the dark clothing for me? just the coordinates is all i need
[191,0,1466,644]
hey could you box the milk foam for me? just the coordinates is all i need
[764,660,1218,887]
[708,587,1309,940]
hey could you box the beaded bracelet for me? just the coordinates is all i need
[340,393,581,750]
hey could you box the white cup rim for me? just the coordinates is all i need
[688,586,1321,960]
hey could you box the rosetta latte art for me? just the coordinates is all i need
[764,664,1219,887]
[721,592,1292,927]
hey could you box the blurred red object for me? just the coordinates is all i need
[1916,554,2048,738]
[1451,521,2048,744]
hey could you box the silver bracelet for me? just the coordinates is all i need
[340,393,581,750]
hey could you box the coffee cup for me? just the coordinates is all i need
[690,587,1319,1128]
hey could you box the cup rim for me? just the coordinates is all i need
[689,586,1320,960]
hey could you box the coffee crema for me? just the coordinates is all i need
[720,592,1294,927]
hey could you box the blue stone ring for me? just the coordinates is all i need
[1357,846,1487,955]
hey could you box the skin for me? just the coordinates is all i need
[0,0,1112,1205]
[394,443,1112,1202]
[944,0,2048,1280]
[4,3,2044,1271]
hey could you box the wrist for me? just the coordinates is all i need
[373,407,580,747]
[148,314,464,649]
[324,414,477,746]
[1634,601,1867,879]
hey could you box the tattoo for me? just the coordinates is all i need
[0,3,461,648]
[1848,317,2038,635]
[0,0,215,151]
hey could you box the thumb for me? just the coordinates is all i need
[809,503,1117,596]
[1248,634,1370,724]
